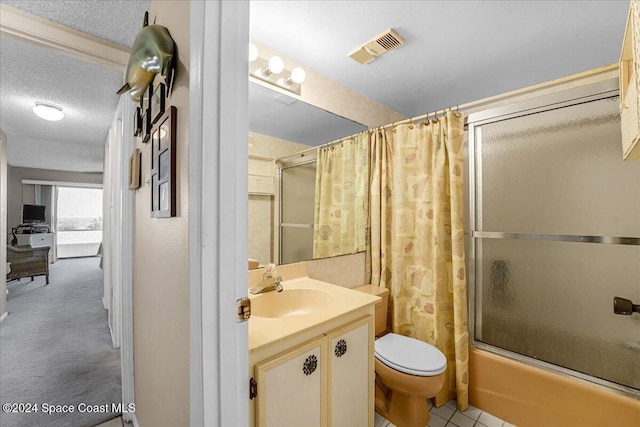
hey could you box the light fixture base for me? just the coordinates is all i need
[33,102,64,121]
[249,57,302,96]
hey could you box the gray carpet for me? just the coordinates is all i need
[1,257,122,427]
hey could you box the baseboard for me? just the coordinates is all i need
[124,412,139,427]
[0,312,7,323]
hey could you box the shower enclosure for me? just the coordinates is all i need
[467,78,640,396]
[277,156,317,264]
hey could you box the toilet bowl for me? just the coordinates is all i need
[355,285,447,427]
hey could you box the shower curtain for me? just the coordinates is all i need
[313,132,369,258]
[369,112,469,409]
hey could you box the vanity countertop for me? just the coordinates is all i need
[248,277,380,352]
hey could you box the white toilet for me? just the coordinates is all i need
[355,285,447,427]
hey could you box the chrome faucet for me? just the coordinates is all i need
[249,264,283,294]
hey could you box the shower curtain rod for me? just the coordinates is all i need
[282,104,458,160]
[380,62,618,130]
[277,131,368,162]
[277,63,618,161]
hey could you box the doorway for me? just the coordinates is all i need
[56,186,103,259]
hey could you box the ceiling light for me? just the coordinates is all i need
[287,67,306,84]
[262,56,284,76]
[268,56,284,73]
[33,102,64,121]
[249,43,259,62]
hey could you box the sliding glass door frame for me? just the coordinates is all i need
[276,155,317,265]
[467,77,640,399]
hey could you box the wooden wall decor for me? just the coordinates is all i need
[150,82,166,125]
[128,148,141,190]
[150,106,177,217]
[141,84,153,143]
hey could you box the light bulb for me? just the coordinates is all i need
[290,67,306,84]
[33,103,64,121]
[267,56,284,74]
[248,43,258,62]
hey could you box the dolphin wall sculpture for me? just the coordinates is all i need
[117,13,175,102]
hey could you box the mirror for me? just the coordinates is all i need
[248,81,367,267]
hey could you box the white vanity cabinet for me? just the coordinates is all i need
[253,317,374,427]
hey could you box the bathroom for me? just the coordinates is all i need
[246,1,640,427]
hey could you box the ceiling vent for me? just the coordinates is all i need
[349,29,405,65]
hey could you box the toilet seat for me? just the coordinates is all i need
[375,333,447,376]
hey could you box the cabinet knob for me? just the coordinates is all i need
[334,339,348,358]
[302,355,318,375]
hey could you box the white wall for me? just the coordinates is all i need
[132,2,191,425]
[0,129,8,320]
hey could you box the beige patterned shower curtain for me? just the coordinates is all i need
[313,132,369,258]
[369,112,469,409]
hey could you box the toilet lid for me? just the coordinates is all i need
[375,333,447,376]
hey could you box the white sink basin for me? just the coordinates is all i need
[251,288,332,318]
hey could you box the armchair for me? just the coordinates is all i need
[6,245,50,285]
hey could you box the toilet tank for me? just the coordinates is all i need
[354,284,390,336]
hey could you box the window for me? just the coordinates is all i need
[56,187,103,258]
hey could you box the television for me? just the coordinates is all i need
[22,204,46,224]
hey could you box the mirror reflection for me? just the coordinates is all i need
[248,82,367,267]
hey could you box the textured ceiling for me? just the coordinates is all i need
[0,0,151,48]
[249,82,366,146]
[250,1,629,118]
[0,0,150,172]
[0,36,123,171]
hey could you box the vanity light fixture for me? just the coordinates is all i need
[286,67,306,85]
[248,43,305,96]
[263,56,284,76]
[33,102,64,121]
[249,43,259,62]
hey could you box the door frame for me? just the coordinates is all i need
[1,6,137,418]
[114,97,136,422]
[189,1,249,425]
[104,94,136,422]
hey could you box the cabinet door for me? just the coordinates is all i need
[327,317,373,427]
[255,336,326,427]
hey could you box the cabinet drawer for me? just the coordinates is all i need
[32,236,48,245]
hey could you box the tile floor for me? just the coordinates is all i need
[375,399,518,427]
[96,402,516,427]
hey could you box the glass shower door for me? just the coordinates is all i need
[279,161,316,264]
[470,91,640,393]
